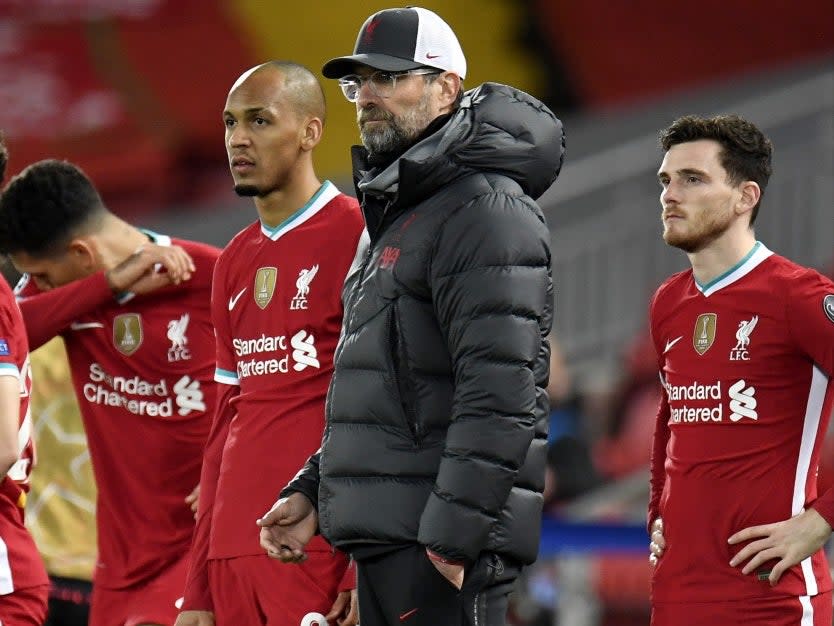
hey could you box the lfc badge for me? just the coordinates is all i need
[291,265,319,310]
[693,313,717,355]
[254,267,277,310]
[113,313,143,356]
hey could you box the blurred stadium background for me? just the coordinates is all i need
[2,1,833,624]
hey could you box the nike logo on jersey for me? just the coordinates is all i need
[664,336,682,353]
[228,288,247,311]
[70,322,105,331]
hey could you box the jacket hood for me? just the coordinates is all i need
[356,82,565,204]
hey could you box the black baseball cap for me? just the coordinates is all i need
[322,7,467,79]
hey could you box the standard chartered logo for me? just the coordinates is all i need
[665,378,758,424]
[234,329,320,379]
[291,330,319,371]
[173,375,206,416]
[84,363,206,418]
[728,379,757,422]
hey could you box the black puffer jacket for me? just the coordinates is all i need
[284,83,564,565]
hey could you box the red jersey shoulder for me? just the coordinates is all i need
[751,253,815,284]
[650,268,694,327]
[756,254,834,321]
[172,237,222,261]
[217,221,262,267]
[0,279,25,356]
[0,277,18,315]
[328,192,361,215]
[652,269,693,306]
[769,255,834,371]
[171,238,221,288]
[764,254,834,290]
[326,193,363,232]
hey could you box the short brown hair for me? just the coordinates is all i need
[660,115,772,225]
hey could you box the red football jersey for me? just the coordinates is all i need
[182,182,363,608]
[0,276,48,594]
[16,234,219,589]
[649,242,834,603]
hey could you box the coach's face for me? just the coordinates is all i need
[353,66,459,156]
[657,139,742,253]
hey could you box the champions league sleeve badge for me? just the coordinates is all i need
[824,294,834,323]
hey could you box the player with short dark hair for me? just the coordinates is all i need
[649,114,833,625]
[0,157,220,626]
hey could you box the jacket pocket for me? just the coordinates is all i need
[388,304,421,444]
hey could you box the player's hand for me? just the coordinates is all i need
[174,610,215,626]
[426,549,464,590]
[649,517,665,567]
[106,243,195,295]
[728,508,832,585]
[257,492,317,563]
[185,484,200,519]
[325,588,359,626]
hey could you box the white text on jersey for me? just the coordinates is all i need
[83,362,205,418]
[233,329,320,380]
[662,377,758,424]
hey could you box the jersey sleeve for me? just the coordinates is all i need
[786,269,834,376]
[338,558,356,592]
[0,290,21,378]
[647,288,670,533]
[181,383,236,611]
[15,272,114,350]
[181,260,238,611]
[787,270,834,527]
[812,488,834,527]
[211,264,239,387]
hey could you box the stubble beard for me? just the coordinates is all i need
[358,91,434,157]
[663,207,734,253]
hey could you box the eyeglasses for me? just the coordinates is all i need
[338,69,441,102]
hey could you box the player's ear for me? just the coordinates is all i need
[300,117,323,152]
[736,181,760,218]
[67,238,98,273]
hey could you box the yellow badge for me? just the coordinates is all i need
[692,313,717,355]
[113,313,143,356]
[254,267,278,310]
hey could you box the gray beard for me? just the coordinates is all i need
[359,91,433,157]
[360,121,414,156]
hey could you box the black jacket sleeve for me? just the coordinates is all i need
[417,189,552,562]
[281,449,322,510]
